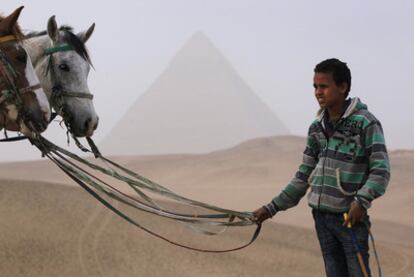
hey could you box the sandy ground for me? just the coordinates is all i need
[0,135,413,276]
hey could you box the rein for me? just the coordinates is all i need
[2,36,262,253]
[29,135,262,253]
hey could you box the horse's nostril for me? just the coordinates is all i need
[84,117,91,131]
[93,119,98,131]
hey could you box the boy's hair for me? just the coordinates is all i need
[314,58,351,97]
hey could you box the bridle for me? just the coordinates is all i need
[0,34,43,129]
[42,42,94,135]
[43,43,93,123]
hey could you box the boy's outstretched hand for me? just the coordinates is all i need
[253,207,272,223]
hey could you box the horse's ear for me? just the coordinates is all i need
[78,23,95,43]
[47,15,59,42]
[0,6,24,34]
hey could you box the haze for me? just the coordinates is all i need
[2,0,413,161]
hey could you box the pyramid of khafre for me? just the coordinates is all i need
[100,32,289,155]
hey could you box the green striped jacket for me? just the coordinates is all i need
[265,97,390,215]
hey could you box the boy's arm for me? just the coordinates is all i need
[255,130,319,221]
[355,121,390,208]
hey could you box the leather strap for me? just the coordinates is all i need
[0,35,17,44]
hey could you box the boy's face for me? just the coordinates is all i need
[313,72,347,109]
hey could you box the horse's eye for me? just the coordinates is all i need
[59,63,70,72]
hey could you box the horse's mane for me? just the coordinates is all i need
[25,25,73,38]
[0,14,24,41]
[26,25,92,65]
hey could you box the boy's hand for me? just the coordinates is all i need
[253,207,272,223]
[343,201,366,227]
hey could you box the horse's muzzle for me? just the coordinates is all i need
[22,110,50,133]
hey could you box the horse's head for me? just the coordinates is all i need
[0,6,50,136]
[28,16,98,138]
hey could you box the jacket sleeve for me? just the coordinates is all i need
[264,130,319,215]
[356,121,390,208]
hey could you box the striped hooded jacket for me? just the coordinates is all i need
[265,97,390,215]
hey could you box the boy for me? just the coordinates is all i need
[254,58,390,277]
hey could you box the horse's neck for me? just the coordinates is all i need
[24,36,52,67]
[24,36,54,97]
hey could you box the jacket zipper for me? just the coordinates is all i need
[317,122,329,212]
[316,118,344,211]
[315,101,351,213]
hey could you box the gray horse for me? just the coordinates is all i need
[24,16,98,137]
[0,6,50,136]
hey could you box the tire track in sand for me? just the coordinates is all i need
[386,245,413,277]
[77,195,129,277]
[76,202,107,276]
[91,198,123,275]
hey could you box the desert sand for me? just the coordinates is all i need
[0,135,413,276]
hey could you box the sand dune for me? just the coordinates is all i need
[0,135,413,276]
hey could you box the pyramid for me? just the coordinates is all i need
[100,32,289,155]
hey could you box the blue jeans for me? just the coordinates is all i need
[312,210,371,277]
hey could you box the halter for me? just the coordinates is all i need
[43,44,93,133]
[0,35,43,126]
[43,43,93,132]
[44,43,93,102]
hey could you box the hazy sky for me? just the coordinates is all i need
[2,0,414,161]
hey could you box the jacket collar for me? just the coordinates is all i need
[316,97,360,122]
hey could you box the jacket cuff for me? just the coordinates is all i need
[264,201,280,217]
[354,196,371,209]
